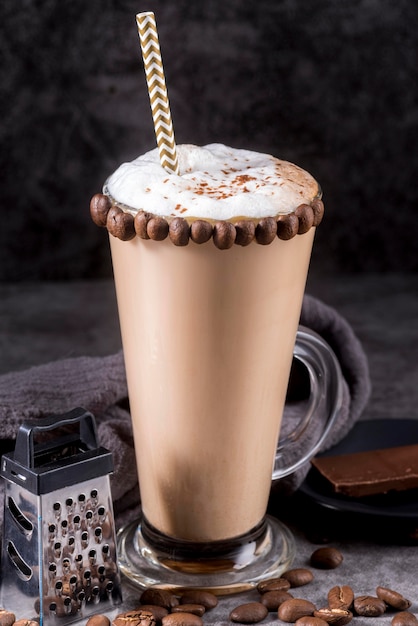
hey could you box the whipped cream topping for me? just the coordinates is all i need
[104,144,319,221]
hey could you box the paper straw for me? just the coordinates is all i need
[136,12,180,175]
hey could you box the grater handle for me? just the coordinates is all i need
[13,407,99,469]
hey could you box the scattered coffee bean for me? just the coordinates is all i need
[138,605,170,622]
[278,598,317,622]
[260,590,294,611]
[13,621,39,626]
[140,589,179,610]
[229,602,269,624]
[180,590,218,609]
[376,586,412,610]
[113,610,156,626]
[87,616,111,626]
[327,586,354,611]
[314,608,353,626]
[172,605,205,617]
[354,595,386,617]
[310,547,343,570]
[282,568,314,587]
[256,577,291,593]
[392,612,418,626]
[295,618,329,626]
[162,613,203,626]
[0,610,16,626]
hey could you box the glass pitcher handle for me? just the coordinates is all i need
[272,326,344,480]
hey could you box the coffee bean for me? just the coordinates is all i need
[278,598,317,622]
[140,589,179,610]
[392,611,418,626]
[354,595,386,617]
[0,610,15,626]
[255,217,277,245]
[256,577,291,593]
[90,193,111,227]
[310,547,343,570]
[295,618,329,626]
[13,620,39,626]
[327,586,354,611]
[169,217,190,247]
[376,586,412,611]
[282,568,314,587]
[314,608,353,625]
[113,610,156,626]
[87,616,111,626]
[213,221,236,249]
[180,590,218,609]
[147,217,169,241]
[229,602,269,624]
[162,614,203,626]
[172,605,205,617]
[260,590,294,611]
[138,606,169,622]
[190,220,213,244]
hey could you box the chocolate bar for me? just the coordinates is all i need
[311,444,418,497]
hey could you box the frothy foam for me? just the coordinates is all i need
[104,144,319,221]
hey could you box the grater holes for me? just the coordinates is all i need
[7,496,34,538]
[6,540,33,581]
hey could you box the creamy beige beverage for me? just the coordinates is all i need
[90,144,323,543]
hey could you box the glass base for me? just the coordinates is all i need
[117,514,295,595]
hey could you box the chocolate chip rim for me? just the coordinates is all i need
[90,193,324,249]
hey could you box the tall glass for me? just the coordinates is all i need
[90,145,343,592]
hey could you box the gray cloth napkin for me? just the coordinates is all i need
[0,294,371,528]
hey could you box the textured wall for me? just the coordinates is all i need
[1,0,417,280]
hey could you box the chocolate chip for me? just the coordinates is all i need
[107,206,136,240]
[90,193,112,227]
[169,217,190,246]
[213,221,236,249]
[278,598,317,622]
[234,219,255,246]
[282,568,314,587]
[295,204,315,234]
[310,547,343,569]
[255,217,277,245]
[190,220,213,244]
[147,216,169,241]
[179,590,218,609]
[276,213,299,240]
[229,602,269,623]
[376,586,411,610]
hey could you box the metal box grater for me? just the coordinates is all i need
[0,407,122,625]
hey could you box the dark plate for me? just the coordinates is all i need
[299,418,418,518]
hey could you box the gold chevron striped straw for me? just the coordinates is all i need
[136,11,180,175]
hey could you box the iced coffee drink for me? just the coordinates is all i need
[91,143,325,587]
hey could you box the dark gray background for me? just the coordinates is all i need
[1,0,418,281]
